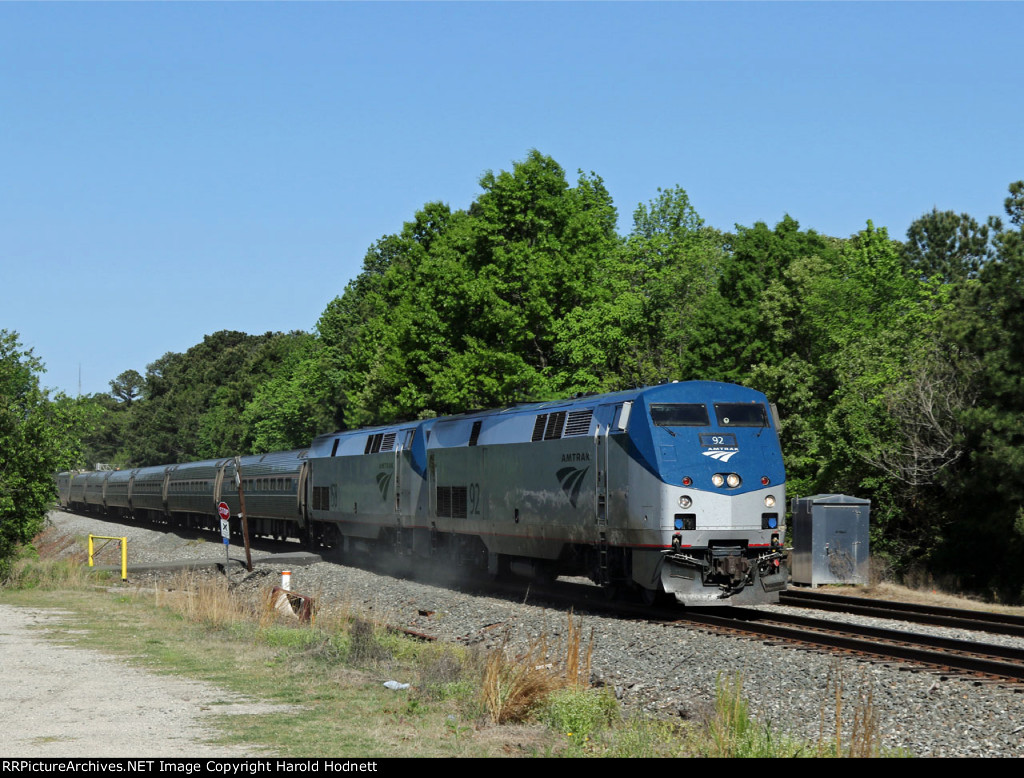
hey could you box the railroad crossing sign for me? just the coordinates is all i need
[218,502,231,544]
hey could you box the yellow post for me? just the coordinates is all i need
[88,535,129,581]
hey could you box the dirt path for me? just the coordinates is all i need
[0,604,281,758]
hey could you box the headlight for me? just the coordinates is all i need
[764,495,776,508]
[679,495,692,509]
[711,473,725,487]
[726,473,741,488]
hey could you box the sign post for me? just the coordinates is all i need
[234,456,253,572]
[218,501,231,564]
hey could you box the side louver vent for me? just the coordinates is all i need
[365,432,396,454]
[531,415,547,442]
[436,486,468,518]
[544,411,567,440]
[532,411,579,441]
[563,410,593,436]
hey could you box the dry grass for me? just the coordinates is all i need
[696,673,805,758]
[2,524,94,590]
[150,570,251,626]
[817,661,882,758]
[481,611,594,724]
[33,522,88,562]
[9,524,909,757]
[822,580,1024,616]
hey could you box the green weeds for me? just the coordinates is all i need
[3,530,893,757]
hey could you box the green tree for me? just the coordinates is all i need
[901,207,992,281]
[242,333,338,451]
[746,221,966,569]
[0,330,89,577]
[942,181,1024,595]
[322,151,620,426]
[704,216,841,383]
[109,369,144,405]
[556,186,726,389]
[122,330,305,465]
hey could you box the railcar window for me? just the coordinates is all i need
[714,403,769,427]
[650,403,710,427]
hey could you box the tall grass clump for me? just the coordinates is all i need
[696,673,806,758]
[818,663,883,758]
[412,643,483,708]
[1,525,94,590]
[153,570,251,627]
[480,610,611,733]
[1,555,96,590]
[537,685,618,748]
[1,522,93,589]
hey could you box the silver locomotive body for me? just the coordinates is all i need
[306,381,787,605]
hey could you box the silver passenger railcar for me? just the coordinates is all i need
[60,451,310,542]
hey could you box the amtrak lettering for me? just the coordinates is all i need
[561,452,591,462]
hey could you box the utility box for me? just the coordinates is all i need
[790,494,870,587]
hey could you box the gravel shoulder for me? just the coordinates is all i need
[6,510,1024,758]
[0,604,287,757]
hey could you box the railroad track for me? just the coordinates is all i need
[779,588,1024,638]
[675,606,1024,687]
[466,579,1024,687]
[68,505,1024,687]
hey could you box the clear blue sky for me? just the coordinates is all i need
[2,2,1020,398]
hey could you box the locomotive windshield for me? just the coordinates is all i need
[714,403,769,427]
[650,403,710,427]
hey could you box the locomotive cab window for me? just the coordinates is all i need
[650,403,710,427]
[714,403,769,427]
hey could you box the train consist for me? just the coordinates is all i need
[58,381,788,606]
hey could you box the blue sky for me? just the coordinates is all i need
[2,2,1021,398]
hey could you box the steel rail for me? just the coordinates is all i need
[677,609,1024,684]
[779,589,1024,637]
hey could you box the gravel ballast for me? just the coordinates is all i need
[11,510,1024,758]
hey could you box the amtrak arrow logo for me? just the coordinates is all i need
[376,471,393,499]
[557,466,589,508]
[702,449,739,463]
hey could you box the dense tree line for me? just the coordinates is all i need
[0,331,90,579]
[51,152,1024,600]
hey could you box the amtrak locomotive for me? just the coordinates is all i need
[58,381,788,606]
